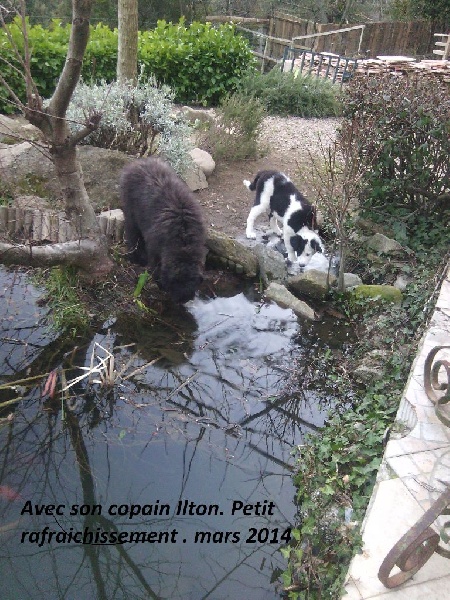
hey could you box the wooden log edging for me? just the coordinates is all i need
[0,207,125,244]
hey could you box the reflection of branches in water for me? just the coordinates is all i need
[65,409,159,600]
[0,270,54,376]
[200,543,266,599]
[0,399,166,599]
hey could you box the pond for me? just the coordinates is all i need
[0,267,350,600]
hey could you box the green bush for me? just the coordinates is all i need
[343,73,450,215]
[139,20,255,105]
[0,17,254,113]
[238,67,342,117]
[0,18,70,114]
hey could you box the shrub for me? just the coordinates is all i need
[138,20,255,105]
[0,18,254,113]
[0,17,70,114]
[238,67,342,117]
[343,73,450,215]
[201,92,266,161]
[66,77,192,175]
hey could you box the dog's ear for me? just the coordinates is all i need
[311,239,322,253]
[303,205,315,228]
[290,236,306,253]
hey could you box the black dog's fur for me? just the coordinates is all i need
[120,157,206,304]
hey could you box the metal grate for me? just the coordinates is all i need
[281,47,358,86]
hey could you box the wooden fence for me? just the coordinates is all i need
[237,12,438,62]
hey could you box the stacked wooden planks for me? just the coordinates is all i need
[354,55,450,84]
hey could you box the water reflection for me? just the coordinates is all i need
[0,268,338,599]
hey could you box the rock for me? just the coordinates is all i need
[265,282,316,320]
[394,274,413,291]
[366,233,411,256]
[288,269,335,300]
[352,364,383,383]
[13,195,50,211]
[182,160,208,191]
[206,230,258,277]
[190,148,215,177]
[353,349,390,383]
[181,106,215,127]
[0,115,43,143]
[0,142,131,210]
[342,273,363,289]
[0,141,34,171]
[352,284,403,305]
[78,146,132,210]
[355,217,391,236]
[254,245,287,284]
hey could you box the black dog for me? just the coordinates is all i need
[120,157,206,303]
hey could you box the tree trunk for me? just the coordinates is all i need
[51,143,100,239]
[0,0,113,276]
[117,0,138,84]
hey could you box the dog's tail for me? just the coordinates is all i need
[243,173,261,192]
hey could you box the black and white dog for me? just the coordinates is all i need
[244,170,324,267]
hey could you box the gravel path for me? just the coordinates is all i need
[260,116,341,156]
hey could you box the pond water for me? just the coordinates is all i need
[0,267,349,600]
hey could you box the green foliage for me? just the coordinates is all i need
[82,22,118,83]
[138,20,255,105]
[238,67,342,117]
[133,271,150,298]
[204,92,266,161]
[282,209,449,597]
[66,77,192,175]
[389,0,450,25]
[0,18,254,113]
[37,267,90,336]
[342,73,450,214]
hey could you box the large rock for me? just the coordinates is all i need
[265,282,316,320]
[190,148,215,177]
[366,233,411,256]
[342,273,363,288]
[0,115,43,143]
[0,142,131,210]
[206,230,258,277]
[182,160,208,191]
[352,349,390,383]
[255,245,287,284]
[288,269,336,300]
[181,106,215,127]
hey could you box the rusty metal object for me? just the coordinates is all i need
[378,346,450,588]
[424,345,450,427]
[378,486,450,588]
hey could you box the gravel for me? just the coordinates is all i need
[259,116,341,157]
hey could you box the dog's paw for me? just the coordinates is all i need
[246,230,257,239]
[243,180,251,190]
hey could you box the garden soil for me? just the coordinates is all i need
[195,116,340,238]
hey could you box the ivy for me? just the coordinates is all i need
[281,214,449,598]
